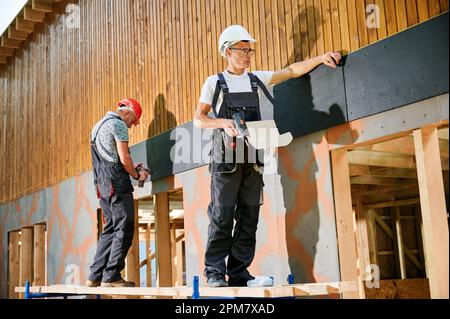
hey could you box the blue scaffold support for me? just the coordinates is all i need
[24,281,89,299]
[192,276,200,299]
[288,274,294,285]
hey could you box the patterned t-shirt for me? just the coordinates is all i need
[91,112,129,163]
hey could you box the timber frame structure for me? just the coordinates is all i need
[1,1,448,300]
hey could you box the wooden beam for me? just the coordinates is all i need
[366,209,379,267]
[146,223,152,287]
[126,200,140,287]
[23,5,47,22]
[347,150,417,169]
[175,229,184,286]
[32,0,56,13]
[155,193,173,287]
[331,148,362,298]
[8,231,20,299]
[19,227,33,299]
[354,136,449,158]
[350,175,416,186]
[364,198,420,209]
[355,200,371,279]
[0,56,8,64]
[15,281,359,298]
[0,47,14,56]
[33,224,46,286]
[393,207,407,279]
[16,16,36,32]
[8,26,29,41]
[413,127,449,299]
[1,36,22,49]
[349,165,418,179]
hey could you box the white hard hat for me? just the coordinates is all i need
[218,25,256,57]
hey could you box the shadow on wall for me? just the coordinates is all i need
[273,6,349,284]
[146,94,177,179]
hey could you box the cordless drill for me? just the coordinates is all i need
[135,164,151,187]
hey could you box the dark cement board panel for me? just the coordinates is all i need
[273,63,347,138]
[131,121,211,181]
[130,13,448,181]
[345,12,449,121]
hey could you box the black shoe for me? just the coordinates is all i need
[228,276,255,287]
[207,275,228,287]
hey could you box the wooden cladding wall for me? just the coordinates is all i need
[0,0,447,204]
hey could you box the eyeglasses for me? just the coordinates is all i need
[229,47,256,57]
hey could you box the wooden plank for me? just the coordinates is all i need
[32,0,56,13]
[405,0,419,26]
[331,148,362,298]
[33,224,46,286]
[8,231,20,299]
[384,0,398,36]
[347,150,417,169]
[16,16,36,32]
[126,200,140,286]
[155,192,172,287]
[0,47,14,56]
[395,0,408,31]
[338,0,351,54]
[175,230,184,287]
[146,223,152,287]
[428,0,442,16]
[15,280,359,298]
[350,175,417,185]
[364,198,420,209]
[24,6,47,22]
[366,209,379,267]
[19,227,33,299]
[1,37,22,49]
[0,55,8,64]
[349,165,418,179]
[394,207,407,279]
[355,200,371,280]
[413,127,449,299]
[8,26,29,41]
[417,0,430,22]
[346,0,359,51]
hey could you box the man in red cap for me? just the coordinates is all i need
[86,98,149,287]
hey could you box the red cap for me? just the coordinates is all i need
[117,98,142,124]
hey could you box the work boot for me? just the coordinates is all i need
[207,275,228,287]
[228,275,255,287]
[101,277,136,287]
[85,279,101,287]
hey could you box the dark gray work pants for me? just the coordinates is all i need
[88,193,135,283]
[204,163,263,284]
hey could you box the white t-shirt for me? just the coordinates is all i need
[199,70,275,119]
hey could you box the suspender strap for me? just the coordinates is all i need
[217,73,229,94]
[247,72,259,93]
[211,80,222,118]
[248,72,275,105]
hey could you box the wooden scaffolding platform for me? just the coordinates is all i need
[16,280,358,299]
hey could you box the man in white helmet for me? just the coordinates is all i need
[194,25,341,287]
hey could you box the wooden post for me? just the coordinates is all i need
[8,231,20,299]
[354,199,371,284]
[393,207,407,279]
[146,223,152,287]
[19,227,33,299]
[331,148,363,299]
[175,230,184,286]
[170,223,177,286]
[126,200,140,286]
[366,209,379,267]
[33,224,46,286]
[413,127,449,298]
[155,192,172,287]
